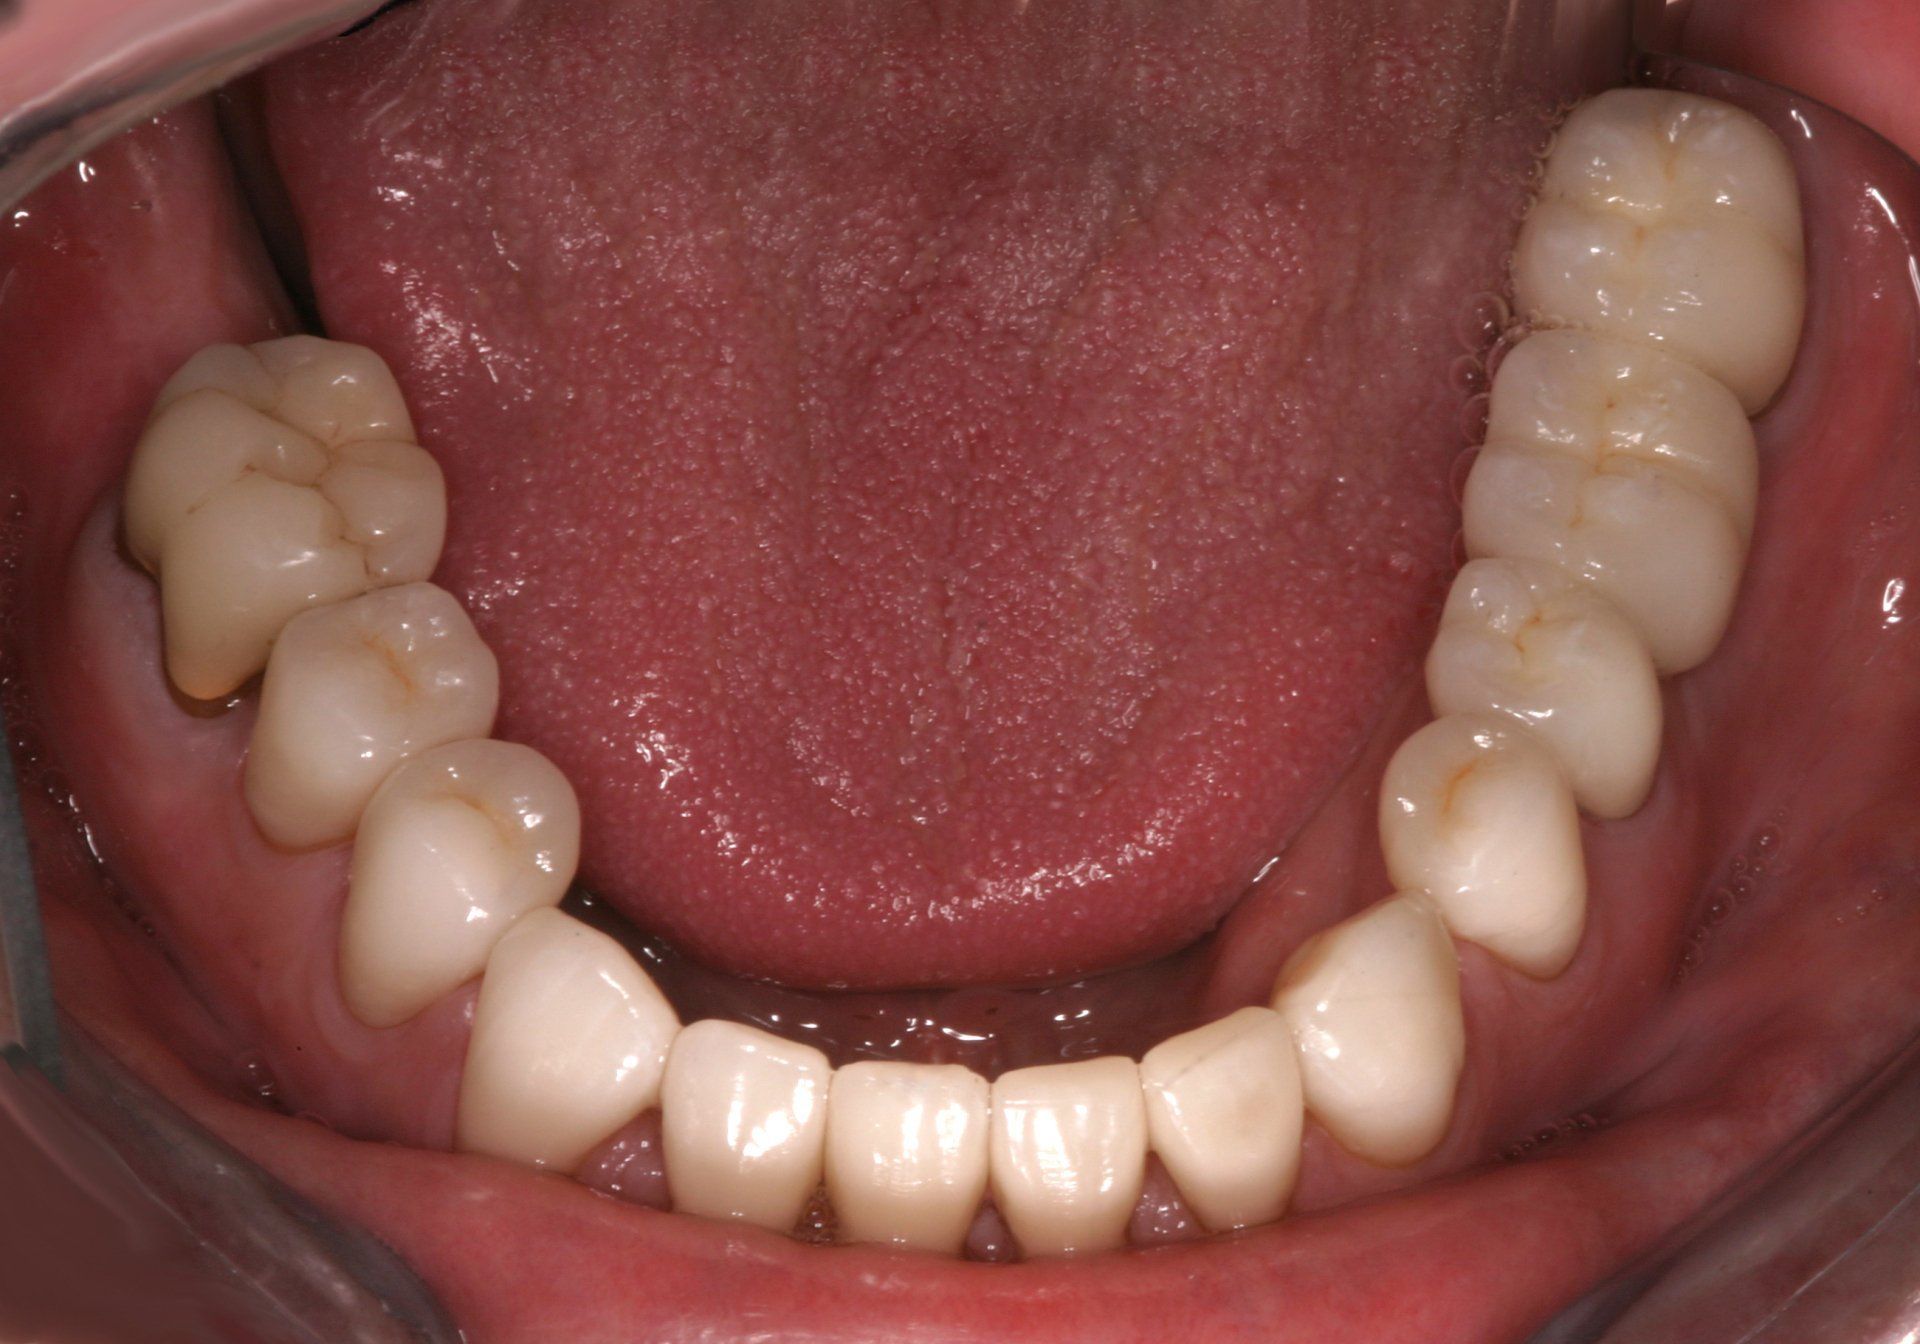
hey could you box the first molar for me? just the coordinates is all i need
[113,84,1808,1263]
[123,336,445,700]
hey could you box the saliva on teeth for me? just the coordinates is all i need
[116,87,1804,1258]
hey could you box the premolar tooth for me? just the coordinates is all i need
[1379,714,1586,977]
[1485,330,1758,540]
[1426,557,1662,819]
[1462,432,1745,674]
[1271,894,1465,1166]
[456,908,680,1171]
[662,1020,832,1232]
[340,739,581,1029]
[124,337,444,699]
[244,583,499,850]
[825,1061,990,1254]
[989,1056,1147,1257]
[1139,1007,1302,1232]
[1514,88,1804,413]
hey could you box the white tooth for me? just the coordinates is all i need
[124,338,444,699]
[1426,557,1662,819]
[988,1056,1147,1257]
[825,1061,991,1254]
[244,583,499,850]
[1270,893,1465,1166]
[456,908,680,1171]
[340,740,581,1029]
[1514,88,1805,413]
[1379,714,1586,977]
[661,1020,832,1232]
[1485,330,1759,541]
[1461,433,1745,674]
[1139,1007,1302,1233]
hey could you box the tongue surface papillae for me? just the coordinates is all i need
[263,0,1543,988]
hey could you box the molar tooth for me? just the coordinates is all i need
[662,1020,832,1232]
[456,908,680,1171]
[1270,894,1465,1166]
[825,1061,990,1254]
[1379,714,1586,977]
[1426,557,1662,819]
[1139,1007,1302,1233]
[1486,330,1758,541]
[124,338,444,699]
[244,582,499,849]
[1461,433,1745,674]
[340,740,581,1029]
[1514,88,1804,413]
[989,1056,1147,1257]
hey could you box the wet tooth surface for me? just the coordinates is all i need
[825,1061,991,1254]
[1139,1007,1303,1233]
[989,1056,1147,1257]
[456,907,680,1170]
[341,739,581,1028]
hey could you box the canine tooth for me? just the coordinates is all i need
[1514,88,1804,413]
[1139,1007,1303,1232]
[456,908,680,1171]
[1270,894,1465,1165]
[1426,557,1662,819]
[340,740,581,1029]
[244,583,499,850]
[1379,714,1586,977]
[989,1056,1147,1257]
[1486,330,1758,540]
[662,1020,832,1231]
[1461,434,1745,674]
[124,337,444,698]
[825,1061,990,1254]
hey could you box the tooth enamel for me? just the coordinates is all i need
[1379,714,1586,977]
[825,1061,991,1254]
[340,739,581,1029]
[661,1020,832,1232]
[1486,330,1759,540]
[1270,894,1465,1166]
[123,337,445,699]
[1461,430,1745,675]
[244,583,499,849]
[1139,1007,1303,1233]
[1513,88,1805,413]
[456,908,680,1171]
[1426,557,1662,819]
[988,1056,1147,1257]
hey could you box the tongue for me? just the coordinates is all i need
[262,1,1544,988]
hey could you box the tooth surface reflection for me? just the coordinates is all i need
[1380,714,1587,977]
[244,582,499,849]
[662,1020,832,1231]
[826,1061,990,1253]
[1271,894,1466,1166]
[989,1056,1147,1257]
[1139,1007,1303,1232]
[456,908,680,1171]
[1513,87,1805,412]
[1426,557,1662,819]
[341,739,581,1029]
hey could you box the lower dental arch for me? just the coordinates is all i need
[115,87,1807,1259]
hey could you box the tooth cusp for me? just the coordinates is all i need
[244,582,500,850]
[124,337,444,699]
[1514,88,1805,413]
[455,908,680,1172]
[341,739,582,1029]
[1270,893,1465,1167]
